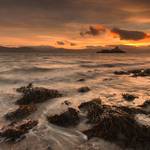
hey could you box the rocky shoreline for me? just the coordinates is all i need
[0,74,150,150]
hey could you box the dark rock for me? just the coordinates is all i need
[47,108,79,127]
[78,87,90,93]
[114,68,150,77]
[5,105,37,121]
[131,69,150,77]
[117,105,149,115]
[139,100,150,108]
[79,98,102,123]
[77,78,85,82]
[16,84,62,105]
[114,71,129,75]
[0,119,38,141]
[79,100,150,148]
[122,93,138,101]
[62,100,72,106]
[83,111,150,146]
[47,146,52,150]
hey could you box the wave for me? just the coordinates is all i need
[0,66,57,74]
[80,62,149,68]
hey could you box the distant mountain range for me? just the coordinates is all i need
[0,46,70,53]
[0,45,149,53]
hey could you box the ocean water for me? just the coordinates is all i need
[0,52,150,150]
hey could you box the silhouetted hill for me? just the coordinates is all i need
[96,46,126,53]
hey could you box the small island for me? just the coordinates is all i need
[96,46,126,53]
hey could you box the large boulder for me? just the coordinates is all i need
[16,84,62,105]
[47,108,80,127]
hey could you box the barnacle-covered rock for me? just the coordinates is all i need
[47,108,79,127]
[16,84,62,105]
[0,119,38,141]
[5,105,37,121]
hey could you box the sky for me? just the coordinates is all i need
[0,0,150,49]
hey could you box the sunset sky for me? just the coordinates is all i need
[0,0,150,49]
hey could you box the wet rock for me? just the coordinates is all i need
[114,68,150,77]
[78,86,90,93]
[47,108,79,127]
[77,78,85,82]
[131,68,150,77]
[118,105,149,115]
[0,119,38,141]
[16,84,62,105]
[79,98,102,124]
[122,93,138,101]
[83,111,150,147]
[114,70,129,75]
[47,146,52,150]
[62,100,72,106]
[5,105,37,121]
[139,100,150,108]
[79,100,150,148]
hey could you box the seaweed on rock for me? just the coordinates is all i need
[16,84,62,105]
[47,108,80,127]
[0,119,38,141]
[79,100,150,148]
[4,105,37,121]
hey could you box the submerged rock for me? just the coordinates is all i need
[139,100,150,108]
[5,105,37,121]
[0,119,38,141]
[114,68,150,77]
[78,86,90,93]
[16,84,62,105]
[122,93,138,101]
[77,78,85,82]
[79,100,150,148]
[47,108,79,127]
[114,70,129,75]
[62,100,72,106]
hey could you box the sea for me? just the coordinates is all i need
[0,52,150,150]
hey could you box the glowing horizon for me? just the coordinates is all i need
[0,0,150,49]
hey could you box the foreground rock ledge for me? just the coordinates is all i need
[16,84,62,105]
[79,100,150,148]
[0,119,38,141]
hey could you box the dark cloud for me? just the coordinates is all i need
[80,26,106,37]
[0,0,149,30]
[111,28,148,41]
[0,0,149,46]
[57,41,76,46]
